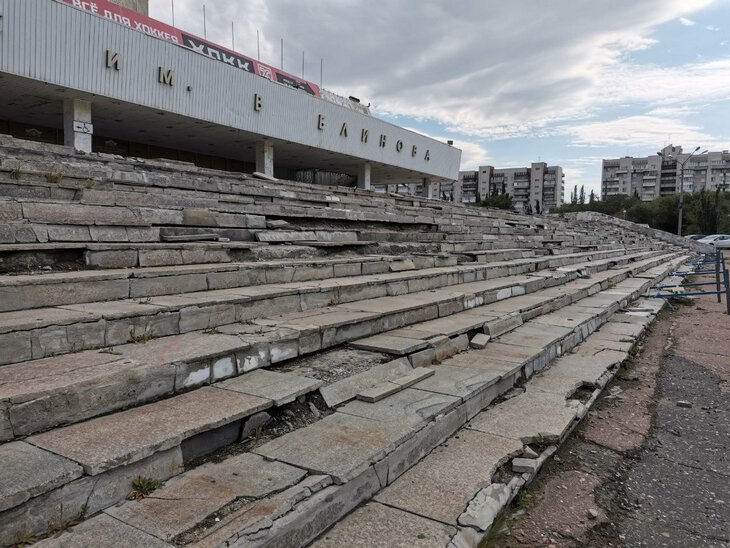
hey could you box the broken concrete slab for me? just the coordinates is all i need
[28,387,271,475]
[216,369,322,406]
[350,334,429,356]
[470,333,490,349]
[458,482,514,532]
[312,501,456,548]
[318,357,413,407]
[374,429,522,524]
[0,442,83,512]
[254,413,412,483]
[412,364,498,400]
[339,388,460,429]
[36,513,172,548]
[356,382,402,403]
[105,453,305,540]
[467,389,578,444]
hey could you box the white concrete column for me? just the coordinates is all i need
[255,140,274,177]
[63,99,93,153]
[357,162,371,190]
[452,180,463,203]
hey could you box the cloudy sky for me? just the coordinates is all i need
[150,0,730,199]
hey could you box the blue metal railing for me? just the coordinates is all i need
[646,250,730,315]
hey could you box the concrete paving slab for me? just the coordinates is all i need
[338,388,460,428]
[478,342,543,365]
[312,502,456,548]
[412,364,499,399]
[441,352,522,378]
[498,323,572,349]
[0,307,97,335]
[28,387,271,475]
[468,390,578,443]
[105,453,305,540]
[253,412,412,483]
[36,513,172,548]
[0,441,83,512]
[374,429,522,524]
[533,309,596,329]
[318,358,413,408]
[356,382,402,403]
[350,334,429,356]
[217,369,322,406]
[392,367,434,387]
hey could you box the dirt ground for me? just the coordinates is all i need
[487,272,730,547]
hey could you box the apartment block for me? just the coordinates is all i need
[458,162,564,213]
[602,145,730,201]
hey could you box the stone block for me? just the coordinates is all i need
[138,249,183,267]
[46,224,91,242]
[218,370,322,406]
[129,273,208,298]
[179,304,236,332]
[0,442,83,512]
[350,334,429,356]
[470,333,490,349]
[85,249,138,268]
[89,226,129,242]
[356,382,402,403]
[28,387,271,475]
[105,312,180,346]
[0,331,31,366]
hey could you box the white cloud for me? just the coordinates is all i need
[706,25,721,31]
[679,17,696,26]
[150,0,719,141]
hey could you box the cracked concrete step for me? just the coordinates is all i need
[0,248,643,365]
[307,285,684,548]
[0,254,455,313]
[0,253,687,544]
[0,252,682,441]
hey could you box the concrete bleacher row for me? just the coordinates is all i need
[0,136,702,547]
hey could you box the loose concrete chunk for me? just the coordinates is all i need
[392,367,434,387]
[468,390,578,443]
[356,381,402,403]
[254,413,411,483]
[470,333,490,349]
[0,442,83,512]
[28,387,271,475]
[37,513,171,548]
[216,369,322,406]
[105,453,306,540]
[512,457,539,474]
[350,334,428,356]
[312,502,456,548]
[319,357,413,407]
[375,429,522,524]
[458,482,513,532]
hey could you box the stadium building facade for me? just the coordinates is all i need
[0,0,460,191]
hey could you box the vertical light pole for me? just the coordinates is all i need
[658,146,705,236]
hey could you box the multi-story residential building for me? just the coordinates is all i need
[458,162,564,213]
[602,145,730,201]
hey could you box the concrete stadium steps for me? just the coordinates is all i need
[0,248,659,365]
[0,251,671,441]
[0,252,687,544]
[18,258,689,548]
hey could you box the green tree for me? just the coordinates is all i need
[478,193,514,210]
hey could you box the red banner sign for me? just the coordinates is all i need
[59,0,320,96]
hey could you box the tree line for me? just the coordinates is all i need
[554,185,730,235]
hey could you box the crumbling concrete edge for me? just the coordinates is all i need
[445,261,698,547]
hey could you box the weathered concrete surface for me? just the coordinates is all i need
[312,502,456,547]
[34,513,173,547]
[253,412,411,483]
[467,389,578,443]
[0,442,82,512]
[338,387,460,429]
[28,388,270,475]
[350,333,429,355]
[319,357,413,407]
[216,369,322,406]
[105,454,305,540]
[374,429,521,524]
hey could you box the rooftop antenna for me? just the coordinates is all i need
[302,50,305,79]
[171,0,175,26]
[257,30,260,61]
[320,57,323,89]
[231,21,235,50]
[203,5,207,39]
[281,38,284,70]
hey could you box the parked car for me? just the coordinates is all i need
[686,234,706,240]
[697,234,730,248]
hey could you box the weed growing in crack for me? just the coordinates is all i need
[127,476,163,500]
